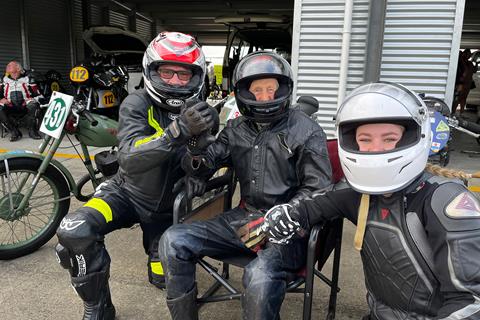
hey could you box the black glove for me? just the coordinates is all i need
[166,101,217,143]
[173,176,207,199]
[187,132,216,156]
[262,204,304,244]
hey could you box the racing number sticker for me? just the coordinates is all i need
[39,92,74,139]
[102,91,116,108]
[69,66,89,82]
[44,98,68,131]
[50,81,60,92]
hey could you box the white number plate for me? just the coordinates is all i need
[39,91,74,139]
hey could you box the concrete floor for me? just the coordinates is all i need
[0,109,479,320]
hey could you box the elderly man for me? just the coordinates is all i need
[159,51,332,320]
[0,61,43,141]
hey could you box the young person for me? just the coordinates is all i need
[264,82,480,319]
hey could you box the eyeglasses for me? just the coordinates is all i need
[158,68,193,81]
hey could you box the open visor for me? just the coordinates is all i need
[146,61,204,98]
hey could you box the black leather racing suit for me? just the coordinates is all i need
[295,172,480,319]
[56,89,186,291]
[160,109,333,320]
[204,109,333,210]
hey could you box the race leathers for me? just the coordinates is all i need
[56,89,186,284]
[200,109,332,210]
[295,173,480,319]
[0,74,43,107]
[116,88,186,214]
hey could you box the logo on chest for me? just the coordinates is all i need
[380,208,390,220]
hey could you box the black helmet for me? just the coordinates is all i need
[233,51,293,123]
[45,69,62,81]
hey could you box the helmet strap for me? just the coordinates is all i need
[354,193,370,251]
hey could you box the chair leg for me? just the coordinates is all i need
[327,220,344,319]
[302,224,321,320]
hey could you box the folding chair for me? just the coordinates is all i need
[173,140,344,320]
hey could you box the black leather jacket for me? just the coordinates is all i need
[116,89,185,214]
[297,173,480,319]
[203,109,332,211]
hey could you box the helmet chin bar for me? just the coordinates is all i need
[336,82,432,194]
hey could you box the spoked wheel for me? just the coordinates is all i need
[0,158,70,259]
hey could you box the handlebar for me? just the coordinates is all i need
[457,118,480,135]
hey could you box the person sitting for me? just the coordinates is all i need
[0,60,43,141]
[159,51,333,320]
[263,82,480,320]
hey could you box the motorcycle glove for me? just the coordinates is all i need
[187,132,216,156]
[173,175,207,199]
[262,204,305,245]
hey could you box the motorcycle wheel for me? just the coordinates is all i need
[0,158,70,260]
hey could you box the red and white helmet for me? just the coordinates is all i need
[142,31,206,113]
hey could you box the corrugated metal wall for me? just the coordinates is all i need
[72,0,85,64]
[90,3,103,26]
[25,0,71,90]
[293,0,465,136]
[292,0,370,137]
[0,1,23,70]
[110,10,129,29]
[137,19,153,43]
[379,0,463,108]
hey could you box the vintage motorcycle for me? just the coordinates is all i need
[28,69,65,103]
[422,95,480,167]
[69,55,129,120]
[0,91,118,259]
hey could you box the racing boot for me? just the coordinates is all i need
[166,286,198,320]
[71,268,116,320]
[0,109,22,141]
[25,102,41,140]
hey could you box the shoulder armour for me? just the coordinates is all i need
[430,182,480,232]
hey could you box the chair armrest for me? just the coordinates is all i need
[173,169,235,224]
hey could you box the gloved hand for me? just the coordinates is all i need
[236,216,267,252]
[173,175,207,199]
[187,131,216,156]
[166,101,218,144]
[262,204,303,245]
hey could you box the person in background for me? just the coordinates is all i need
[0,60,43,141]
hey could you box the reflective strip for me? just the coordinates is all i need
[150,261,164,275]
[84,198,112,223]
[134,106,165,147]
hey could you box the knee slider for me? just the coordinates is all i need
[56,209,102,254]
[55,243,73,271]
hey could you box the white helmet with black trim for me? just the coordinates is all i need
[142,31,206,113]
[336,82,432,194]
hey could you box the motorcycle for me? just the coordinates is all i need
[422,95,480,167]
[0,91,119,259]
[27,69,65,104]
[69,55,129,121]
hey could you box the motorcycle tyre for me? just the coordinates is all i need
[0,158,70,260]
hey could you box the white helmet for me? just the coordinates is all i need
[336,82,432,194]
